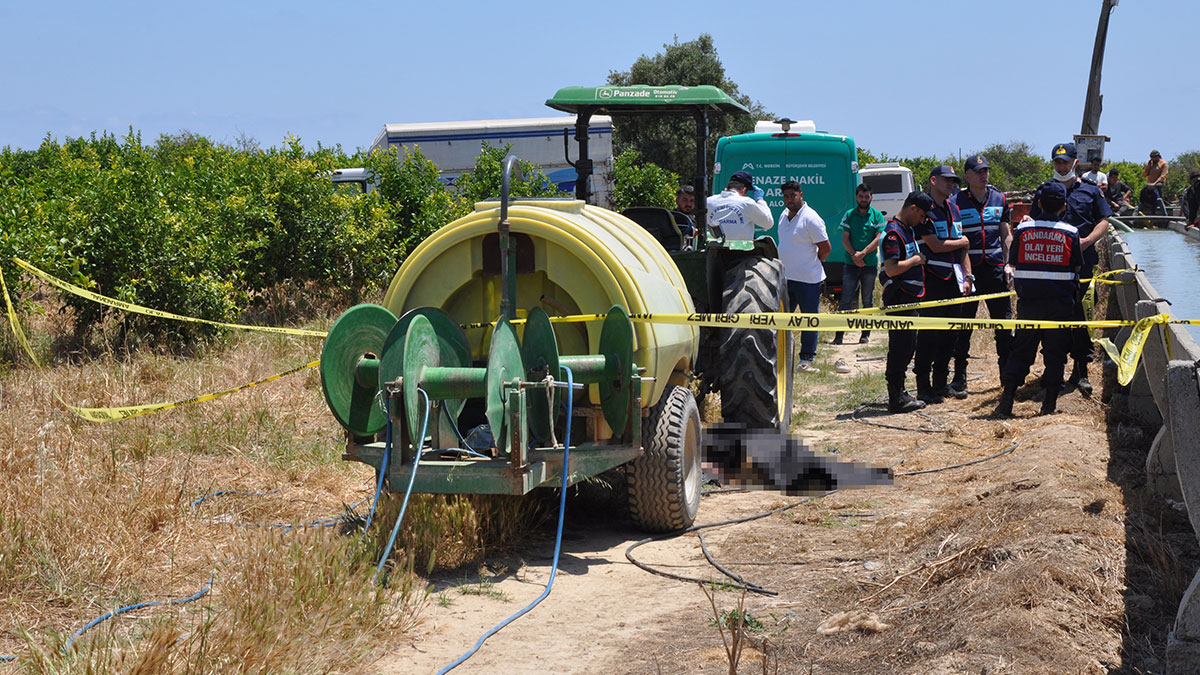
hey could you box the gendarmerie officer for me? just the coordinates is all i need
[951,154,1012,394]
[1028,142,1110,396]
[878,191,933,414]
[914,166,972,404]
[994,181,1082,418]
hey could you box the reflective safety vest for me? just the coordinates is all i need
[1011,219,1082,299]
[878,218,925,301]
[954,186,1007,267]
[917,197,963,281]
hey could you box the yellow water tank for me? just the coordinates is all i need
[382,199,697,411]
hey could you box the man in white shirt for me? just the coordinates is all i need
[1081,158,1108,187]
[706,170,773,241]
[779,180,831,373]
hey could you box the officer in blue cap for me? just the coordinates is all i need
[950,154,1012,396]
[913,166,971,404]
[994,181,1082,418]
[1028,142,1111,396]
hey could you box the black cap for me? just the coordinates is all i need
[1052,143,1077,161]
[730,170,754,188]
[903,191,935,212]
[929,165,960,182]
[964,154,989,172]
[1037,180,1068,210]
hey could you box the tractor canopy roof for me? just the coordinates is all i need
[545,85,749,116]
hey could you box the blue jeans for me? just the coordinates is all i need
[838,264,877,311]
[787,279,822,361]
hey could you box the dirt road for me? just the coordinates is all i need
[373,336,1195,674]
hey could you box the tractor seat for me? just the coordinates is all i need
[621,207,697,253]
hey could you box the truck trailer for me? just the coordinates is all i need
[368,116,615,206]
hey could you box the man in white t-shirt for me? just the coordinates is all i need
[706,170,773,241]
[1081,158,1108,187]
[779,180,830,373]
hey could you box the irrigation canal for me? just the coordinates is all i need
[1117,228,1200,343]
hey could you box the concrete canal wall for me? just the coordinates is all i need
[1105,230,1200,673]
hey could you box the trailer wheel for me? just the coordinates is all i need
[718,256,794,432]
[627,384,701,532]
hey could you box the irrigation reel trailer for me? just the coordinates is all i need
[319,157,702,532]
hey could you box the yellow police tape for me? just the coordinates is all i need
[65,360,320,422]
[12,258,328,338]
[0,256,1170,421]
[847,290,1014,315]
[2,265,320,423]
[469,309,1167,387]
[827,270,1132,316]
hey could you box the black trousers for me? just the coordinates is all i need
[884,304,919,389]
[1002,296,1074,391]
[914,274,960,386]
[952,264,1013,373]
[1071,262,1096,363]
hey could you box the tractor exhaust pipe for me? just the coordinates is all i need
[499,155,523,320]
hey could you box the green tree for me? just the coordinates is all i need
[612,150,679,211]
[607,34,771,186]
[452,142,565,208]
[1164,150,1200,204]
[972,142,1050,192]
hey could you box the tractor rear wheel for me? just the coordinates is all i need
[627,384,701,532]
[717,257,795,433]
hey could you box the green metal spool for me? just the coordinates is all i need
[485,318,524,449]
[598,306,634,435]
[379,307,472,422]
[320,303,397,436]
[556,305,635,435]
[521,307,561,444]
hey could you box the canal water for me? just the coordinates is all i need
[1117,228,1200,343]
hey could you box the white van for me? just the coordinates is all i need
[858,162,915,218]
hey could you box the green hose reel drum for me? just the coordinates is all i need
[320,303,397,436]
[380,199,700,433]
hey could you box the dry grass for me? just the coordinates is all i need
[0,293,541,671]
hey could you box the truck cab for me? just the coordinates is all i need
[857,162,915,218]
[713,125,858,284]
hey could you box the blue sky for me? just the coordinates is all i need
[2,0,1195,162]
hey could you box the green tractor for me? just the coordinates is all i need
[546,85,794,433]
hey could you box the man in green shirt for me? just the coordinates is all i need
[831,183,886,345]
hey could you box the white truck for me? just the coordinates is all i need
[367,116,615,207]
[857,162,916,218]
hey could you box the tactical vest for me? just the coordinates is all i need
[1011,220,1080,299]
[919,197,963,281]
[954,186,1006,267]
[878,218,925,301]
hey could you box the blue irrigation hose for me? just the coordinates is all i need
[190,489,280,508]
[191,489,367,532]
[362,397,394,535]
[372,388,431,585]
[64,574,215,652]
[436,365,574,674]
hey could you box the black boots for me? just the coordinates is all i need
[992,383,1018,418]
[831,331,844,345]
[859,331,871,344]
[916,372,943,405]
[889,383,926,414]
[947,368,969,399]
[1039,387,1060,415]
[1066,360,1092,396]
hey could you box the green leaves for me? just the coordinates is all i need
[0,132,478,349]
[613,149,679,211]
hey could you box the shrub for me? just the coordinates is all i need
[612,149,680,211]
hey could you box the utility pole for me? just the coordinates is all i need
[1080,0,1118,135]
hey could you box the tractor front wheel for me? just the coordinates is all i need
[627,384,701,532]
